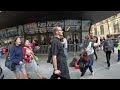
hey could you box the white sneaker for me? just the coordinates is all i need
[79,77,84,79]
[91,71,94,75]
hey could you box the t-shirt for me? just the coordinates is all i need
[62,38,68,48]
[22,47,34,62]
[51,37,70,79]
[83,39,94,55]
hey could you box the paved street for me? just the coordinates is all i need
[0,48,120,79]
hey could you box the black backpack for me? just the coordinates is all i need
[0,66,4,79]
[104,39,113,51]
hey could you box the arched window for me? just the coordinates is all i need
[100,25,104,35]
[94,27,97,35]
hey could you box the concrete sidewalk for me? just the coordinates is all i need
[0,49,119,79]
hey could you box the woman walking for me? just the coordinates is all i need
[9,36,29,79]
[22,40,46,79]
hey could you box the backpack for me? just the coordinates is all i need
[104,39,113,51]
[5,44,16,71]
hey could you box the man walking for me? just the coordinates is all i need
[103,35,114,69]
[50,27,70,79]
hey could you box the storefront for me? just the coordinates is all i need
[24,20,91,45]
[0,20,91,48]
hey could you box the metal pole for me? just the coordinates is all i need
[73,33,76,58]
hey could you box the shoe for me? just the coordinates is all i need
[79,77,84,79]
[42,77,47,79]
[117,60,120,62]
[28,77,31,79]
[91,71,94,75]
[107,67,110,70]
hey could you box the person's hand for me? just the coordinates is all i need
[54,69,61,75]
[19,61,23,65]
[24,55,28,59]
[111,50,114,54]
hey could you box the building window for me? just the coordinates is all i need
[100,25,104,35]
[94,27,97,35]
[113,22,120,33]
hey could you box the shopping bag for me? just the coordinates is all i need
[34,55,38,61]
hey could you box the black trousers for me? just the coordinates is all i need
[93,47,98,60]
[47,48,52,63]
[50,73,69,79]
[105,51,112,67]
[80,65,93,77]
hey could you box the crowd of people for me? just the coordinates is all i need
[1,26,120,79]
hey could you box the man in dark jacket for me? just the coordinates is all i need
[103,35,114,69]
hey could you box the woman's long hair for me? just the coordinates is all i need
[13,36,24,47]
[13,36,21,44]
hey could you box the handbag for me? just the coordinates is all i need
[82,51,90,61]
[34,54,38,61]
[5,56,16,71]
[78,57,85,68]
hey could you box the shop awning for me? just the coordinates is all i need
[0,11,119,30]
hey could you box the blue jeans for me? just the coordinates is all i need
[64,48,68,60]
[14,64,25,73]
[118,50,120,60]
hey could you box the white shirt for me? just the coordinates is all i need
[62,38,68,48]
[86,42,94,55]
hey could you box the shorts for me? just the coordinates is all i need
[25,60,39,73]
[14,64,25,73]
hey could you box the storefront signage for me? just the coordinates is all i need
[47,21,64,32]
[38,22,47,33]
[24,23,38,34]
[7,27,18,37]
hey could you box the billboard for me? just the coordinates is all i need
[65,20,81,31]
[38,22,47,33]
[24,23,38,34]
[7,27,18,37]
[18,25,24,35]
[0,29,7,38]
[47,21,64,32]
